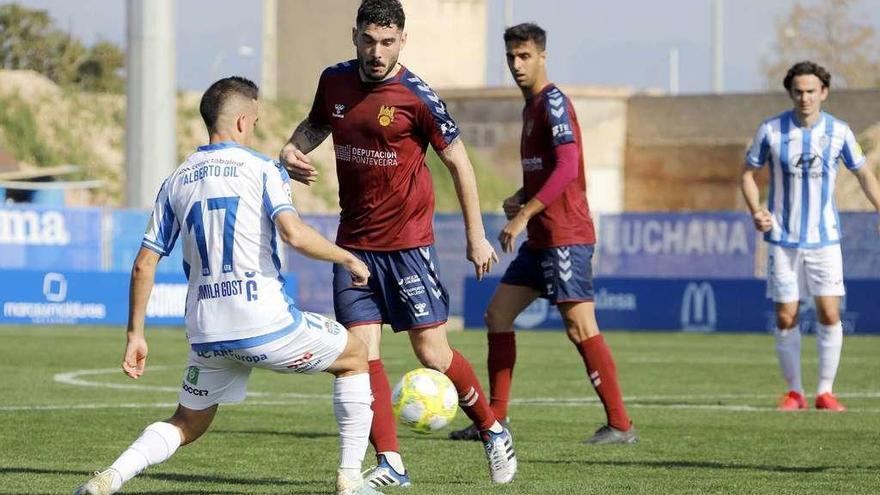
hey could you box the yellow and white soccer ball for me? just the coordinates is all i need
[392,368,458,434]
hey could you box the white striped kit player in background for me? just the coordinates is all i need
[73,77,383,495]
[741,61,880,412]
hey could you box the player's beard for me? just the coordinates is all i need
[359,54,398,82]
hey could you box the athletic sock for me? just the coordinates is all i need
[774,325,804,393]
[109,421,182,490]
[444,349,496,431]
[576,334,631,431]
[333,373,373,471]
[816,322,843,395]
[367,359,400,454]
[487,331,516,421]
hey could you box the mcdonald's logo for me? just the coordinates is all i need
[681,282,717,331]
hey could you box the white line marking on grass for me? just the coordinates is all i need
[43,367,880,414]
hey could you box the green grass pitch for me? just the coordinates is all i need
[1,325,878,494]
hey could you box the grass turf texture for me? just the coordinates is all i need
[1,326,878,494]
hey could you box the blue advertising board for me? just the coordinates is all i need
[464,276,880,334]
[0,270,298,326]
[110,209,184,274]
[595,212,757,278]
[0,204,103,271]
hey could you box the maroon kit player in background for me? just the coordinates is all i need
[449,23,637,445]
[279,0,517,488]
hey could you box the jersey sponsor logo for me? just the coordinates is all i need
[334,144,399,166]
[0,209,71,246]
[332,103,345,119]
[522,157,543,171]
[440,121,458,136]
[787,153,827,179]
[680,282,717,332]
[377,105,396,127]
[552,123,572,139]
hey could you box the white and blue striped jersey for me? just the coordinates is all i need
[746,110,866,248]
[142,141,301,345]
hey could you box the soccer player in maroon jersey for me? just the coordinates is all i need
[278,0,516,487]
[449,23,636,445]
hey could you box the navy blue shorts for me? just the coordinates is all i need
[500,244,595,304]
[333,246,450,332]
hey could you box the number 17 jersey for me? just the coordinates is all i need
[141,141,300,345]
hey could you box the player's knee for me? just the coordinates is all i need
[413,345,452,372]
[776,312,798,329]
[484,305,511,332]
[816,308,840,326]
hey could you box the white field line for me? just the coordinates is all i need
[2,367,875,414]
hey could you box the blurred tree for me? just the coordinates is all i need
[0,3,123,92]
[762,0,880,90]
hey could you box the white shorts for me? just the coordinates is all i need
[766,244,845,303]
[178,312,348,410]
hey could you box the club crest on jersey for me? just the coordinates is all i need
[332,103,345,119]
[377,105,396,127]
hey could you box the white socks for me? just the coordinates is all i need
[333,373,373,473]
[775,325,803,393]
[108,421,182,490]
[816,322,843,395]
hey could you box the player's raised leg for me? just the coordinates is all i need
[559,301,636,445]
[73,405,214,495]
[449,283,537,441]
[409,325,517,484]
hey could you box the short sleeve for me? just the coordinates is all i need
[402,71,460,151]
[142,178,180,256]
[543,87,576,147]
[745,123,770,168]
[262,161,296,220]
[841,126,866,171]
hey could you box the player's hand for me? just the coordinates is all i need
[751,208,772,233]
[502,193,523,220]
[467,237,499,281]
[345,256,370,287]
[122,335,148,379]
[498,215,527,253]
[279,142,318,185]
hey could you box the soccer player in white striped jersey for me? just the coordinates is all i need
[741,61,880,412]
[73,77,383,495]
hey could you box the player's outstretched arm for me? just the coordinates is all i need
[124,247,161,379]
[274,210,369,285]
[279,119,332,185]
[437,137,499,280]
[852,166,880,233]
[740,164,772,232]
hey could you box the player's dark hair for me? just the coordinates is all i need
[504,22,546,51]
[356,0,405,30]
[199,76,259,132]
[783,61,831,92]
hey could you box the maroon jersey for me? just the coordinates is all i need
[308,60,460,250]
[520,84,595,248]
